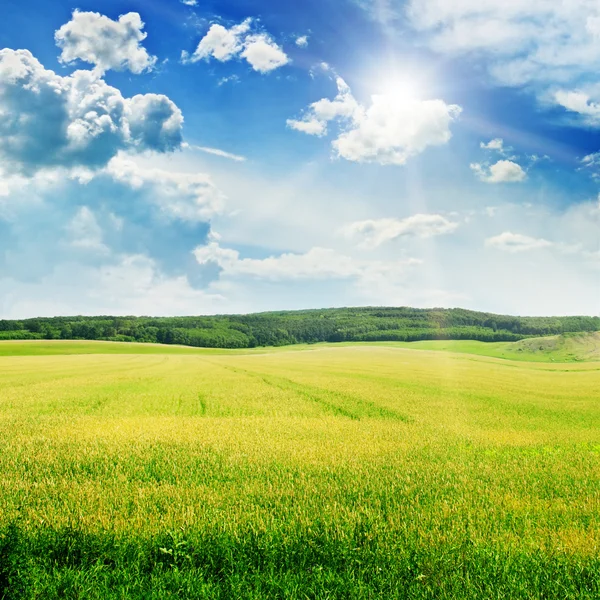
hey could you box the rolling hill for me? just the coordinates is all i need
[1,307,598,350]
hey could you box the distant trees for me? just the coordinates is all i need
[0,308,597,349]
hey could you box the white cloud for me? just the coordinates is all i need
[375,0,600,122]
[485,232,553,253]
[485,229,598,262]
[480,138,505,152]
[194,242,421,282]
[0,171,31,199]
[295,35,309,48]
[406,1,600,86]
[106,154,225,222]
[194,241,440,309]
[581,152,600,179]
[183,19,251,63]
[2,138,597,317]
[218,74,240,86]
[55,10,156,75]
[241,34,289,73]
[582,153,600,167]
[182,19,289,73]
[335,96,460,165]
[66,206,108,253]
[287,117,327,136]
[0,49,183,175]
[554,90,600,125]
[181,0,198,5]
[1,254,227,319]
[127,94,185,152]
[288,75,461,165]
[471,160,526,183]
[287,77,360,137]
[485,229,599,269]
[189,145,246,162]
[0,149,225,298]
[343,214,459,248]
[94,255,227,312]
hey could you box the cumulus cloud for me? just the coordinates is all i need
[126,94,184,151]
[287,77,360,136]
[287,118,327,136]
[0,49,183,175]
[295,35,309,48]
[241,34,289,73]
[183,19,251,63]
[554,90,600,126]
[0,153,225,294]
[55,10,157,75]
[194,242,421,282]
[182,19,288,73]
[343,214,459,248]
[471,160,526,183]
[106,155,225,222]
[334,97,460,164]
[288,75,461,165]
[485,232,553,253]
[480,138,505,152]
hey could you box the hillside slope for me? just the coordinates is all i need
[383,332,600,363]
[506,331,600,362]
[2,332,600,362]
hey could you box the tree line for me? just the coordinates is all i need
[0,307,598,349]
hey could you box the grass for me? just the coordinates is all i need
[0,341,599,598]
[3,331,598,362]
[344,331,600,363]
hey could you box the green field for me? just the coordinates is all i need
[2,330,599,361]
[1,340,599,598]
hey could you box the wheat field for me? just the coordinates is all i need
[1,342,599,598]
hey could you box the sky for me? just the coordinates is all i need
[0,0,598,318]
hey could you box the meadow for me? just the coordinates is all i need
[1,340,599,598]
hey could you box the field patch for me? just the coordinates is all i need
[0,344,599,598]
[2,331,600,363]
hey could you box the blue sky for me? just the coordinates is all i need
[0,0,598,318]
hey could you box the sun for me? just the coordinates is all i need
[380,78,422,102]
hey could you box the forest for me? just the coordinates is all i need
[0,307,598,349]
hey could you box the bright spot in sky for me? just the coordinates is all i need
[382,79,422,102]
[365,68,426,102]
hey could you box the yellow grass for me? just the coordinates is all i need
[0,344,599,598]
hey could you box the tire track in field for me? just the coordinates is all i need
[258,372,360,420]
[261,374,412,422]
[197,392,207,416]
[206,361,357,419]
[210,362,410,422]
